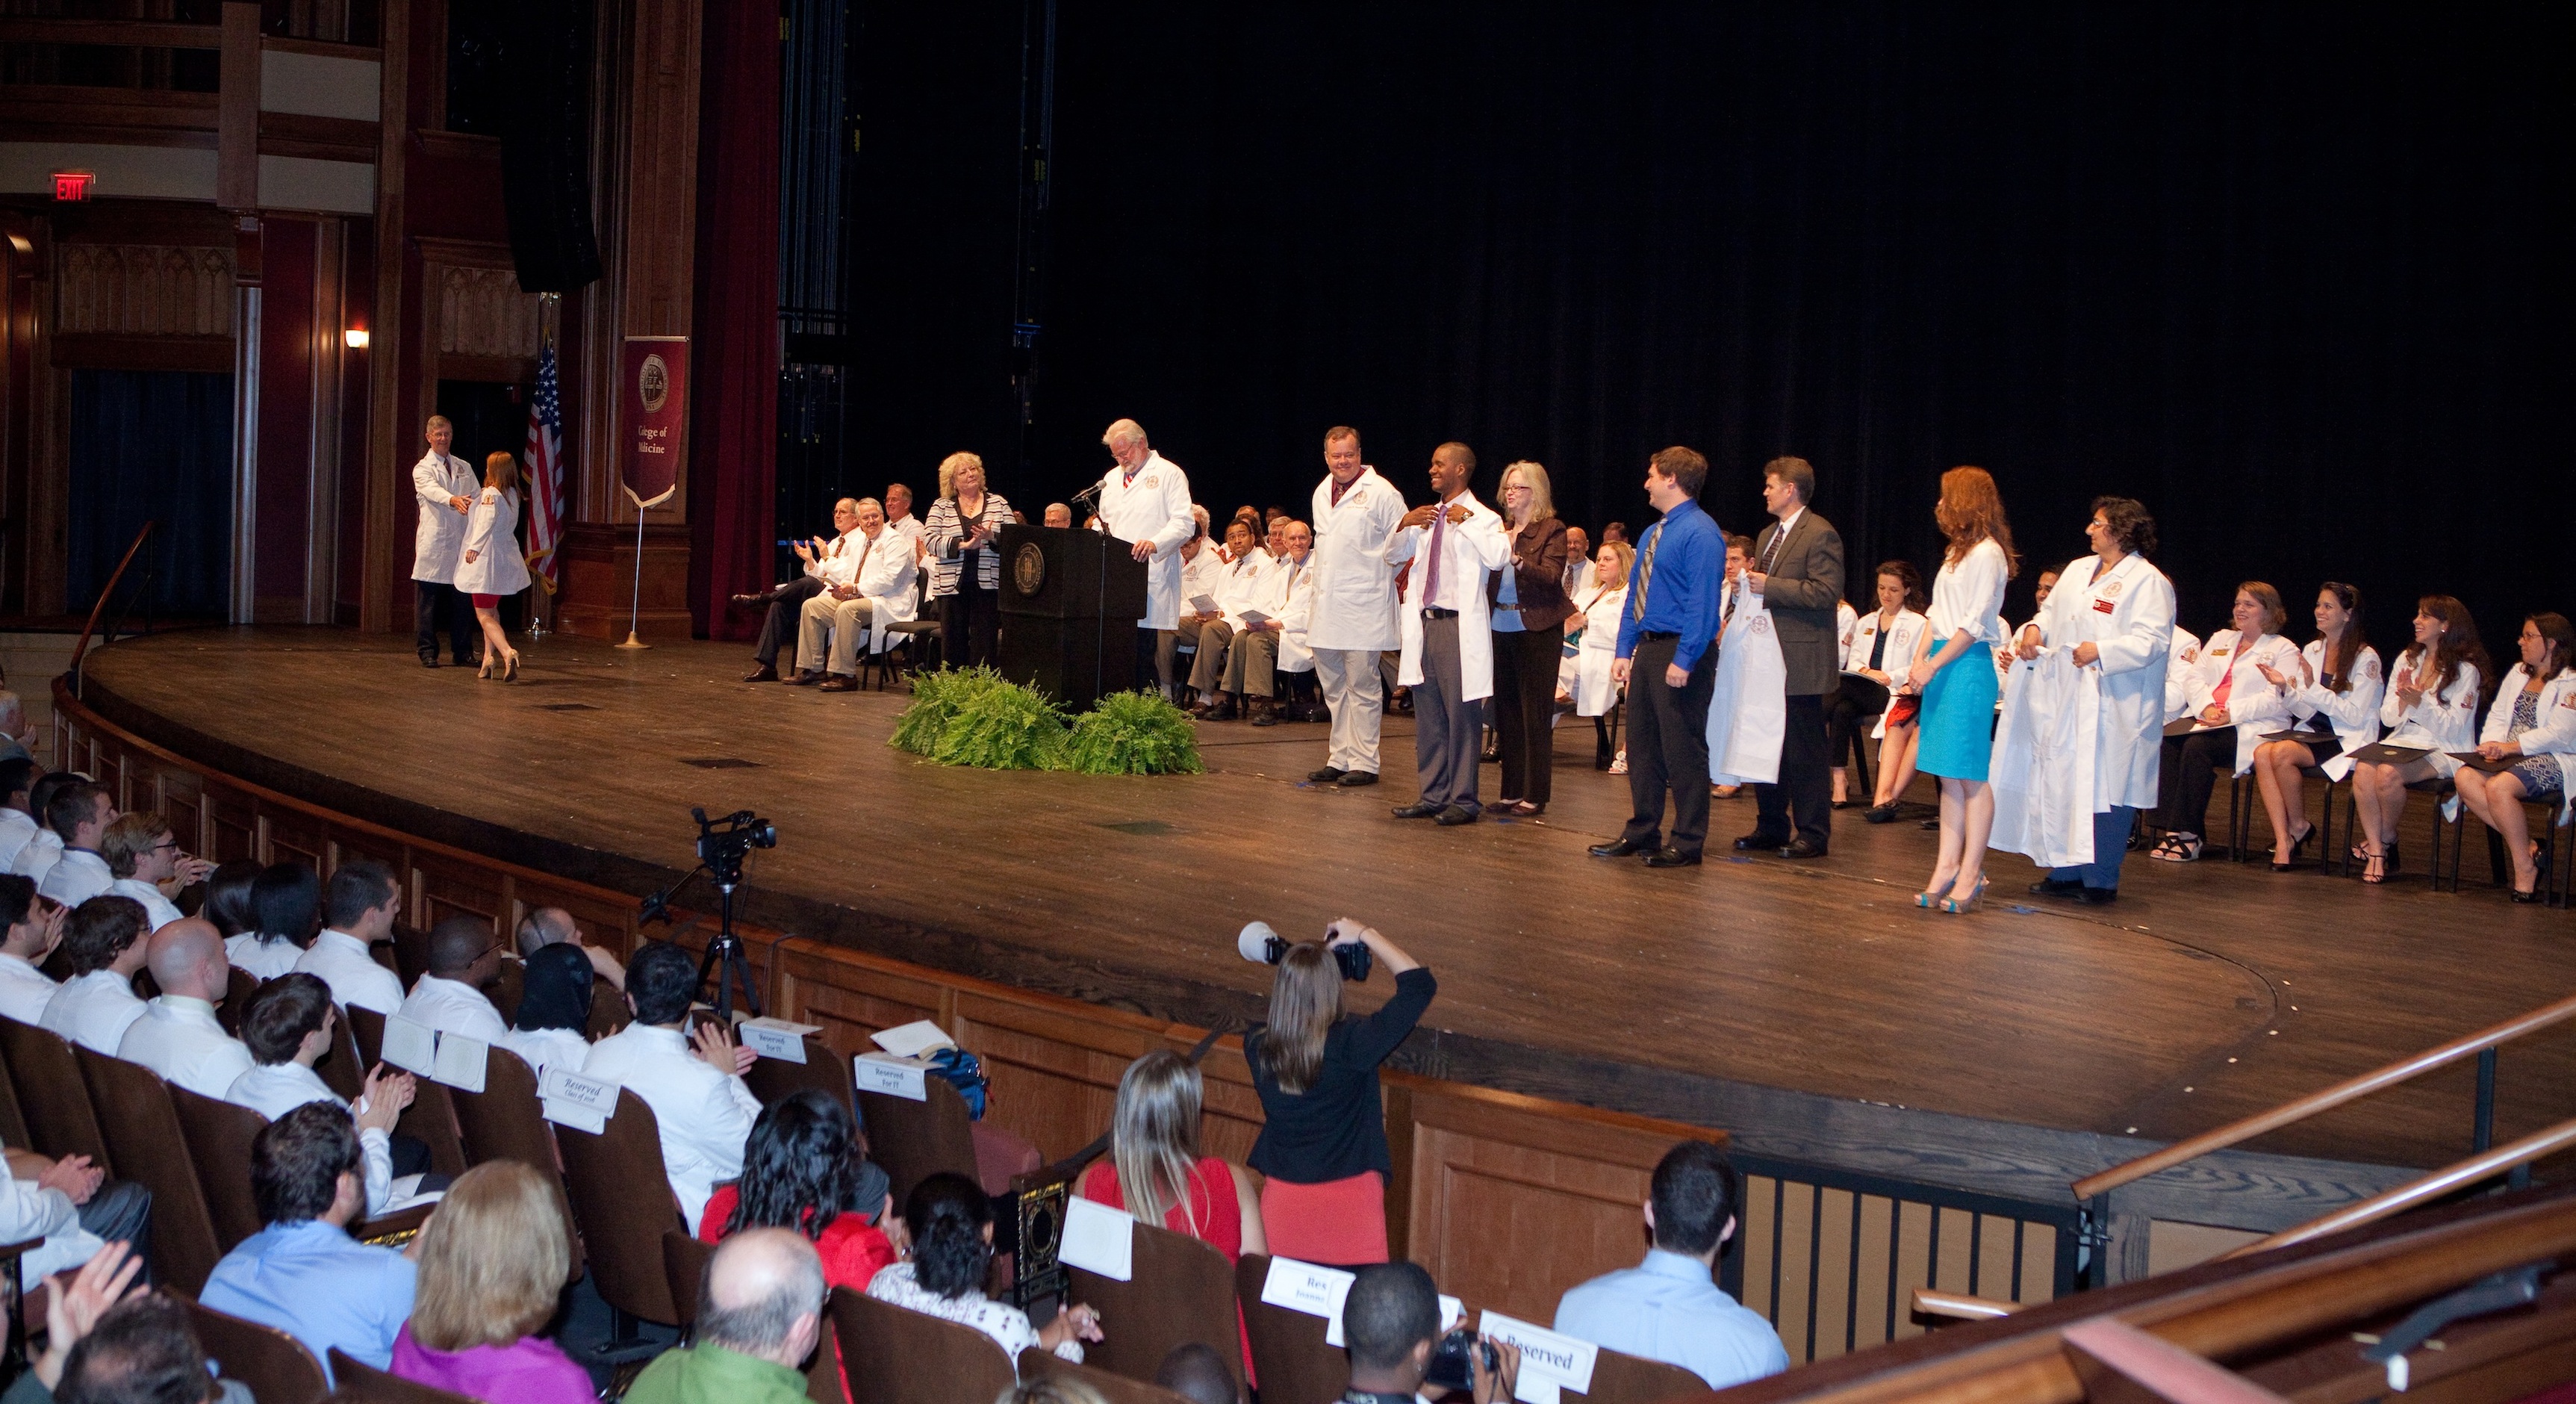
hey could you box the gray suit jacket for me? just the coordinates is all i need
[1752,509,1846,695]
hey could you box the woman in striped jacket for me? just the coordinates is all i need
[923,452,1014,669]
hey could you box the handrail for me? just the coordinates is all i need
[2073,990,2576,1199]
[68,521,156,680]
[2220,1115,2576,1260]
[0,17,223,47]
[1912,1289,2023,1321]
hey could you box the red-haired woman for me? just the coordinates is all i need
[1909,468,2016,913]
[453,451,529,680]
[2350,596,2489,883]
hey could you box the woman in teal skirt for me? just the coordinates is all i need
[1911,466,2018,913]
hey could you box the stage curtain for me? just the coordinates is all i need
[686,0,783,640]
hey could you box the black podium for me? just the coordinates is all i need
[996,524,1148,709]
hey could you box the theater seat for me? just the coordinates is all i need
[328,1349,477,1404]
[662,1228,712,1330]
[442,1044,582,1277]
[1234,1253,1346,1404]
[829,1285,1015,1404]
[858,1076,981,1206]
[1580,1346,1709,1404]
[1068,1218,1239,1393]
[1018,1349,1199,1404]
[188,1299,326,1404]
[343,1006,467,1175]
[555,1087,684,1327]
[166,1081,433,1250]
[73,1046,223,1294]
[0,1016,111,1169]
[744,1037,856,1117]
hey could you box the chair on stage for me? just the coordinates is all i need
[1067,1219,1240,1393]
[2474,792,2575,907]
[74,1045,223,1294]
[188,1299,328,1404]
[872,620,942,690]
[1019,1350,1199,1404]
[554,1088,685,1340]
[830,1285,1015,1404]
[0,1016,111,1169]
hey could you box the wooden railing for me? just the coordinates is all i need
[68,521,155,680]
[2222,1115,2576,1258]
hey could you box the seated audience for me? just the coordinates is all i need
[101,814,205,934]
[701,1090,895,1399]
[292,862,405,1016]
[388,1161,589,1404]
[0,875,63,1023]
[515,905,623,990]
[867,1171,1101,1367]
[41,897,151,1054]
[1245,921,1431,1264]
[228,974,420,1208]
[10,772,81,884]
[201,860,261,942]
[1554,1141,1788,1390]
[1156,1343,1242,1404]
[1,1240,143,1404]
[199,1103,418,1380]
[36,783,117,908]
[0,758,40,869]
[1,1143,150,1286]
[788,497,921,692]
[623,1228,827,1404]
[116,919,253,1099]
[581,940,761,1228]
[2456,612,2575,901]
[1844,562,1930,823]
[735,498,865,685]
[2352,595,2489,883]
[2150,582,2300,862]
[395,916,509,1043]
[1341,1262,1517,1404]
[1043,503,1075,528]
[503,942,596,1076]
[1078,1051,1265,1259]
[1188,519,1278,723]
[2244,583,2381,869]
[17,1257,250,1404]
[229,863,319,982]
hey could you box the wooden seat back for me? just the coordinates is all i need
[1069,1218,1241,1392]
[345,1004,388,1070]
[74,1045,223,1293]
[217,966,258,1036]
[317,1005,365,1103]
[745,1037,856,1117]
[326,1349,477,1404]
[488,958,525,1026]
[440,1043,581,1276]
[1018,1349,1203,1404]
[859,1074,980,1207]
[662,1228,712,1329]
[0,1015,111,1168]
[187,1299,327,1404]
[0,1039,28,1147]
[343,1005,467,1175]
[553,1087,682,1325]
[1579,1347,1708,1404]
[829,1284,1015,1404]
[166,1083,269,1250]
[1234,1253,1346,1404]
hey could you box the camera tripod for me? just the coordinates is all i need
[696,872,762,1021]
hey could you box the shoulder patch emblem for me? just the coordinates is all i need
[2103,580,2124,597]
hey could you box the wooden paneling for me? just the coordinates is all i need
[432,263,539,359]
[409,849,505,933]
[55,244,233,336]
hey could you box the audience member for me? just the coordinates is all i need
[700,1090,895,1399]
[37,783,118,907]
[3,1240,144,1404]
[0,876,64,1022]
[292,862,405,1016]
[229,863,317,981]
[41,896,151,1054]
[866,1172,1101,1367]
[1340,1262,1518,1404]
[0,1142,149,1286]
[581,940,761,1228]
[1487,461,1572,817]
[1244,921,1431,1264]
[10,772,81,883]
[2456,612,2575,901]
[396,916,509,1043]
[116,919,253,1099]
[199,1103,418,1380]
[228,973,420,1208]
[30,1267,244,1404]
[100,814,205,934]
[1080,1051,1265,1260]
[2351,595,2489,884]
[1155,1343,1242,1404]
[0,757,40,869]
[200,860,261,940]
[623,1229,827,1404]
[514,905,623,990]
[503,942,596,1076]
[1554,1142,1788,1390]
[388,1161,589,1404]
[2244,583,2381,870]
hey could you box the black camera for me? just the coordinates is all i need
[1236,922,1371,981]
[1424,1328,1497,1394]
[691,807,776,888]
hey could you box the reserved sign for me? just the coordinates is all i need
[855,1052,927,1100]
[1478,1310,1598,1404]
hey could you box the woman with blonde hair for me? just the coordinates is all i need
[1244,920,1431,1264]
[453,451,530,680]
[1910,467,2017,913]
[1485,462,1572,814]
[924,451,1013,669]
[1562,540,1634,770]
[391,1161,588,1404]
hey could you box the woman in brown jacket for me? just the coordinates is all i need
[1487,461,1573,815]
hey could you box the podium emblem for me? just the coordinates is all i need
[1013,541,1048,597]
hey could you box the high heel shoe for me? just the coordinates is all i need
[1940,874,1991,914]
[2271,823,2314,873]
[503,649,521,682]
[2362,845,2389,884]
[476,654,493,680]
[1914,875,1958,909]
[2513,841,2549,904]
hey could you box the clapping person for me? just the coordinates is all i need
[500,942,595,1077]
[1844,562,1929,824]
[2351,596,2489,884]
[1910,468,2017,913]
[2456,613,2575,901]
[1487,462,1572,816]
[2148,583,2301,863]
[1564,541,1634,771]
[924,453,1013,671]
[2244,583,2382,870]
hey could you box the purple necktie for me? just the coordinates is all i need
[1424,504,1447,605]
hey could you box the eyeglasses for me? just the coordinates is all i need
[150,839,180,854]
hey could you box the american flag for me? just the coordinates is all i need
[523,344,565,592]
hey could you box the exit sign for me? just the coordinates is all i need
[52,170,94,201]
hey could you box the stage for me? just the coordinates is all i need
[74,626,2576,1214]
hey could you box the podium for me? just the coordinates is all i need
[997,525,1148,709]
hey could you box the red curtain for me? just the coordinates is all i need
[686,0,780,640]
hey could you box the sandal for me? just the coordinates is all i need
[2362,844,2389,885]
[2270,823,2314,873]
[2149,833,2202,863]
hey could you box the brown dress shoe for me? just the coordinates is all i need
[818,675,859,692]
[742,662,780,683]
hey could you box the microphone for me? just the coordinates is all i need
[1237,921,1283,964]
[1071,480,1104,508]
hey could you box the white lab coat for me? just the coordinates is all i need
[452,488,531,597]
[1833,601,1858,668]
[1212,549,1275,632]
[2168,628,2303,773]
[1095,453,1195,630]
[1567,585,1630,717]
[1992,647,2103,869]
[2479,665,2576,821]
[1305,468,1407,653]
[1273,554,1318,674]
[2256,642,2385,781]
[1389,493,1508,701]
[2021,552,2176,811]
[806,529,866,588]
[1177,542,1228,619]
[2162,628,2206,723]
[2380,653,2485,779]
[1705,589,1787,785]
[0,808,39,869]
[1844,608,1930,740]
[836,529,922,654]
[411,450,480,584]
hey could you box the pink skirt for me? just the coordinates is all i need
[1260,1171,1389,1265]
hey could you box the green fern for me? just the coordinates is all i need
[929,676,1068,771]
[889,665,1004,755]
[1058,690,1206,775]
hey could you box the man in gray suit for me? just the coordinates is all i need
[1736,456,1844,858]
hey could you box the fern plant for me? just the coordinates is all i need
[889,665,1004,756]
[929,675,1068,771]
[1058,689,1206,776]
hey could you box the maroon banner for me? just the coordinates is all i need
[618,335,688,506]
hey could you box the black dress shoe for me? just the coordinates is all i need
[1308,766,1348,783]
[1644,848,1703,867]
[1434,805,1478,826]
[2074,887,2120,905]
[742,663,780,683]
[420,656,440,668]
[1335,771,1379,788]
[1777,838,1828,860]
[782,670,826,686]
[1733,833,1788,852]
[2028,878,2084,898]
[1863,804,1899,824]
[731,591,769,606]
[1589,838,1651,858]
[1390,802,1442,819]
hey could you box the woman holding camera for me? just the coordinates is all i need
[1245,920,1433,1264]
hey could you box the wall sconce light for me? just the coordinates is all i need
[343,329,370,350]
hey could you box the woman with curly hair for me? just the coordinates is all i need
[868,1171,1101,1370]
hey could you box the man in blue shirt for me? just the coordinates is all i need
[1590,447,1725,866]
[199,1102,417,1382]
[1555,1141,1788,1391]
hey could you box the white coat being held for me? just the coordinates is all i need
[1305,466,1407,654]
[1387,492,1508,701]
[2020,552,2177,812]
[452,487,530,597]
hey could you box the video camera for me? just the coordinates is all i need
[691,807,777,889]
[1236,920,1372,982]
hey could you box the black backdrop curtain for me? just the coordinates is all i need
[67,370,232,618]
[847,3,2569,645]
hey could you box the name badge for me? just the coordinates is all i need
[2093,597,2116,614]
[1478,1310,1600,1404]
[736,1016,821,1063]
[855,1052,928,1100]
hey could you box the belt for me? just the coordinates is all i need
[1421,607,1460,619]
[1640,630,1680,641]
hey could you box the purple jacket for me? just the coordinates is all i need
[391,1326,594,1404]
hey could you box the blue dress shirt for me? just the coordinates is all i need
[199,1219,417,1382]
[1554,1248,1790,1391]
[1614,500,1725,671]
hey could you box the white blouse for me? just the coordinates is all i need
[865,1261,1080,1372]
[1926,538,2009,646]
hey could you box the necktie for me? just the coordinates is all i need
[1761,519,1787,574]
[1424,503,1448,605]
[854,536,871,582]
[1631,523,1662,622]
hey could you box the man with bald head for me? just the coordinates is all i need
[624,1228,827,1404]
[393,915,508,1043]
[118,916,255,1098]
[515,905,624,989]
[737,497,867,683]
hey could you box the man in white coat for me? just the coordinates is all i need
[2010,497,2175,904]
[1095,419,1197,697]
[1389,443,1508,825]
[411,415,479,668]
[118,919,255,1100]
[789,498,920,691]
[1304,428,1406,786]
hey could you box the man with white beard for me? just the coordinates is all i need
[1093,419,1197,697]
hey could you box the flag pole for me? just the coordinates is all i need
[527,294,559,639]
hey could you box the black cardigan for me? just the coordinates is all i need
[1244,966,1437,1184]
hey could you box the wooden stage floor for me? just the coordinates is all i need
[78,627,2576,1192]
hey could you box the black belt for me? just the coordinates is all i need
[1640,630,1680,641]
[1422,607,1459,619]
